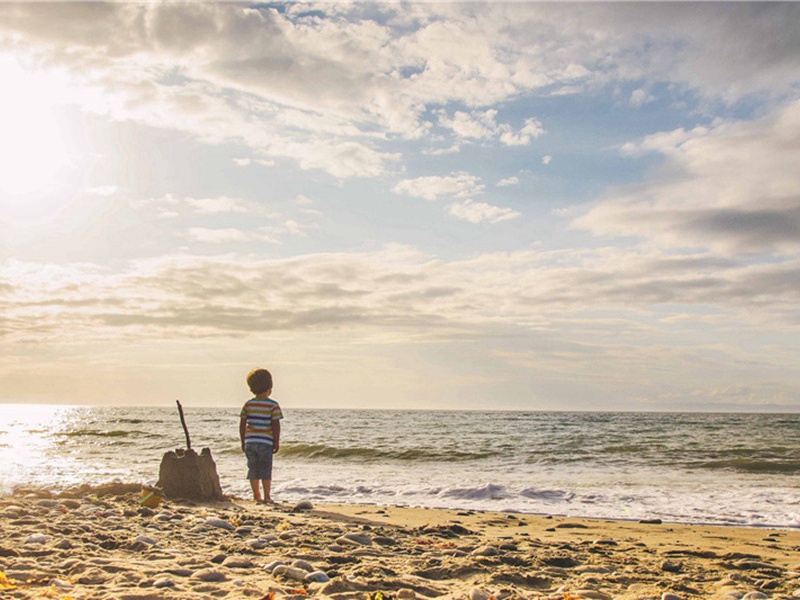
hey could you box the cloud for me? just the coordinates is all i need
[496,177,519,187]
[2,2,800,186]
[132,193,278,219]
[233,157,276,168]
[438,111,545,146]
[541,155,552,165]
[447,200,520,224]
[393,172,484,201]
[575,100,800,255]
[3,245,799,345]
[499,117,545,146]
[186,228,266,244]
[629,87,654,108]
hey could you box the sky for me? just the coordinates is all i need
[1,2,800,411]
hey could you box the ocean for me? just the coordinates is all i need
[1,405,798,528]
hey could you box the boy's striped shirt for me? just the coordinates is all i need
[240,398,283,445]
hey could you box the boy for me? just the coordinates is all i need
[239,368,283,503]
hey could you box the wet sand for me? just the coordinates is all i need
[1,484,798,599]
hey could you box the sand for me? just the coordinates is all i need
[1,484,798,600]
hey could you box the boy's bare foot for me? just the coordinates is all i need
[257,498,276,505]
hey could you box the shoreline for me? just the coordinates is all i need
[2,485,799,599]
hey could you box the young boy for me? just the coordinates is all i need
[239,368,283,503]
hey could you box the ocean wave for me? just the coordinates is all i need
[520,487,576,502]
[693,458,800,474]
[279,443,498,462]
[439,483,509,500]
[58,429,156,439]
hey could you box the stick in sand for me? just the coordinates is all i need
[176,400,191,450]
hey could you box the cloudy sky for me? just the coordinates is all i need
[1,2,799,411]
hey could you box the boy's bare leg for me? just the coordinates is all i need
[249,479,262,502]
[261,480,272,503]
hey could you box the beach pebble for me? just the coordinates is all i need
[662,594,682,600]
[192,568,226,582]
[54,539,73,549]
[153,577,175,588]
[575,565,613,575]
[25,534,48,544]
[293,500,314,512]
[397,589,416,599]
[292,559,315,572]
[472,545,499,557]
[273,565,311,581]
[373,535,398,546]
[572,591,612,600]
[264,560,285,572]
[742,594,769,600]
[61,499,81,510]
[223,556,253,568]
[205,517,234,531]
[305,570,330,583]
[337,533,372,545]
[247,538,269,549]
[49,578,72,590]
[661,560,683,573]
[135,534,157,546]
[470,587,492,600]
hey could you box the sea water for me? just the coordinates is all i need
[1,405,798,528]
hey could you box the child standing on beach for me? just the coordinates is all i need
[239,368,283,503]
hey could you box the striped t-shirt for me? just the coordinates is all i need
[240,397,283,445]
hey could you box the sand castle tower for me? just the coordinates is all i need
[156,401,226,502]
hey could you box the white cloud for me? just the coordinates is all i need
[497,177,519,187]
[576,100,800,255]
[393,172,484,201]
[438,109,499,140]
[499,117,546,146]
[185,197,250,215]
[2,2,799,185]
[186,228,257,244]
[447,199,521,224]
[233,157,276,168]
[132,194,278,219]
[629,87,655,108]
[438,111,545,146]
[541,155,552,165]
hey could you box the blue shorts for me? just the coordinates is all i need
[245,442,274,480]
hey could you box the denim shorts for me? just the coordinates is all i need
[245,442,274,480]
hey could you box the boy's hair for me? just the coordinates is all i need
[247,368,273,395]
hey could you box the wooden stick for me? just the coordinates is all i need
[176,400,191,450]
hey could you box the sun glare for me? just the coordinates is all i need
[0,55,72,198]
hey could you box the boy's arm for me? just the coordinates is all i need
[239,417,247,451]
[272,420,280,454]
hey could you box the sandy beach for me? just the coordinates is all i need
[1,484,798,600]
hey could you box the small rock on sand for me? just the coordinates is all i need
[192,568,226,582]
[741,593,769,600]
[153,577,175,588]
[273,565,309,581]
[397,589,416,599]
[25,533,47,544]
[205,517,234,531]
[293,500,314,512]
[471,545,499,557]
[470,587,492,600]
[292,559,314,572]
[305,570,330,583]
[662,593,682,600]
[222,556,252,568]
